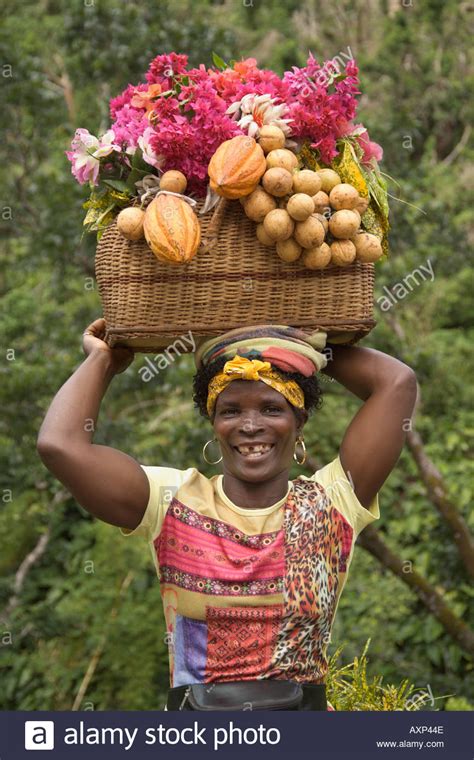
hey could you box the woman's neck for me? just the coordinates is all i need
[221,469,290,509]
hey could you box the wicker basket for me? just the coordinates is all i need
[95,198,376,352]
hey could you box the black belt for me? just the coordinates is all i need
[165,680,327,711]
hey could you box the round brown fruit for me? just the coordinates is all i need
[159,170,187,194]
[116,207,146,241]
[312,190,330,214]
[286,193,315,221]
[313,212,329,233]
[263,209,295,241]
[317,168,341,193]
[302,242,332,270]
[331,239,356,266]
[354,196,369,216]
[262,167,293,197]
[242,186,277,222]
[256,223,276,248]
[266,148,299,173]
[276,237,302,263]
[258,125,286,154]
[329,183,360,210]
[292,169,321,195]
[294,215,326,249]
[353,232,383,262]
[329,209,361,239]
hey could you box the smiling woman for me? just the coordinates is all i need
[36,320,417,712]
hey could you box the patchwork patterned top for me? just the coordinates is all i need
[121,456,379,687]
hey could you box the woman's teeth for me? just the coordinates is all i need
[236,444,273,458]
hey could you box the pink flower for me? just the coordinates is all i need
[209,58,288,104]
[66,128,120,185]
[110,105,150,150]
[282,55,361,164]
[356,129,383,164]
[146,52,189,86]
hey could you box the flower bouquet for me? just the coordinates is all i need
[67,52,389,351]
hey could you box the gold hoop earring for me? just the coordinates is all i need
[293,435,307,465]
[202,438,223,465]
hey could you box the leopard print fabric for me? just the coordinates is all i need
[263,476,354,683]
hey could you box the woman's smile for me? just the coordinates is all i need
[233,442,275,460]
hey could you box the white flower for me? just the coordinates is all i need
[66,128,121,185]
[137,127,165,169]
[226,93,293,139]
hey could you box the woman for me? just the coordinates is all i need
[37,318,417,711]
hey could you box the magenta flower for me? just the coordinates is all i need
[356,129,383,164]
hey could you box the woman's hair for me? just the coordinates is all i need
[192,355,323,421]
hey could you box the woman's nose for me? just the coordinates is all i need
[239,413,264,435]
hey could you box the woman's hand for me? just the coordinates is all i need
[83,317,134,375]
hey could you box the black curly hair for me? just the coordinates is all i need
[192,355,323,422]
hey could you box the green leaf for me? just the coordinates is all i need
[103,179,132,193]
[212,51,228,71]
[131,146,150,173]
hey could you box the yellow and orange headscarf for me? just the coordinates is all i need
[206,355,306,417]
[194,325,328,418]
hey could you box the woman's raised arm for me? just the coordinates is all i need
[322,344,418,508]
[36,318,149,529]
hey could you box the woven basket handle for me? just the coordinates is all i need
[200,197,229,252]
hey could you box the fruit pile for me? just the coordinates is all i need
[115,170,201,265]
[208,127,383,269]
[115,126,384,269]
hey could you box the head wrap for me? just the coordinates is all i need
[194,325,327,417]
[207,355,305,417]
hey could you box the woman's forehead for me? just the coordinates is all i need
[216,380,288,405]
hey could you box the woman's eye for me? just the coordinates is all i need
[265,406,281,413]
[222,408,238,415]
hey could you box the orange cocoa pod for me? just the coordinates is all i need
[144,194,201,265]
[208,135,266,199]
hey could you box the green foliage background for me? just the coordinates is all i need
[1,0,473,711]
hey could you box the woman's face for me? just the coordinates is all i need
[212,380,307,482]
